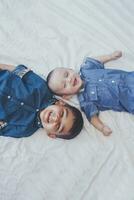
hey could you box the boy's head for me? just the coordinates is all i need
[47,68,83,99]
[40,100,83,140]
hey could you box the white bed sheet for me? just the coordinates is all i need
[0,0,134,199]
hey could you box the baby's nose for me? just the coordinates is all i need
[68,76,72,83]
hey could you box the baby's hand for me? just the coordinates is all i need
[111,50,122,60]
[102,125,112,136]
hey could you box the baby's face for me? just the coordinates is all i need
[39,102,74,138]
[48,68,82,95]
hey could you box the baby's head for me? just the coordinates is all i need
[40,100,83,140]
[47,67,83,99]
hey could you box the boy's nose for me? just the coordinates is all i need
[50,112,59,123]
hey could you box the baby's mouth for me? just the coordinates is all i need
[73,77,77,86]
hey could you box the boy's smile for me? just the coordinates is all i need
[48,68,83,95]
[43,108,64,124]
[39,103,75,138]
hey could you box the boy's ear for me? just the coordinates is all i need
[62,94,73,100]
[47,133,56,139]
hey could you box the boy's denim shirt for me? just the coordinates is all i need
[78,57,128,120]
[0,65,55,137]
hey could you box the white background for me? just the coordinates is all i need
[0,0,134,199]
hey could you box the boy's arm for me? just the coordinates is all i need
[90,115,112,136]
[0,64,15,71]
[94,50,122,64]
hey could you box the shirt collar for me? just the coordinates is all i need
[79,80,85,93]
[37,111,43,128]
[79,87,85,93]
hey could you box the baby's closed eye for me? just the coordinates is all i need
[64,82,67,88]
[64,72,68,78]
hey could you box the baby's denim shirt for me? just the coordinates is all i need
[78,57,128,120]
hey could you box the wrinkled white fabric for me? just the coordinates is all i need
[0,0,134,200]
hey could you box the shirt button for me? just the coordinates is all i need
[7,95,11,99]
[99,79,102,82]
[91,91,95,94]
[111,80,115,83]
[36,109,39,112]
[20,102,24,106]
[38,121,40,125]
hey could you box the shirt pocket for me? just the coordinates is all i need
[85,85,98,101]
[98,86,119,107]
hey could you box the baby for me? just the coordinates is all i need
[0,64,83,139]
[47,50,133,136]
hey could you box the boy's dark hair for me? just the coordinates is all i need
[56,104,84,140]
[47,69,61,95]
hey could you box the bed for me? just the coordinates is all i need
[0,0,134,199]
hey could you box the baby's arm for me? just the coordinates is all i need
[94,50,122,64]
[0,64,15,71]
[90,115,112,136]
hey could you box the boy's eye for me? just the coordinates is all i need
[64,72,68,78]
[60,110,64,117]
[56,124,60,131]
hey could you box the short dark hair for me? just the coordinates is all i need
[47,69,62,95]
[56,104,84,140]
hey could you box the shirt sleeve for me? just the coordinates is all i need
[12,64,31,78]
[80,57,104,71]
[0,125,38,138]
[78,94,99,120]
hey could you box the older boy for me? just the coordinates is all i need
[0,64,83,139]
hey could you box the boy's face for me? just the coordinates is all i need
[39,101,75,138]
[49,68,83,96]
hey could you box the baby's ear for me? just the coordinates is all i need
[62,95,73,100]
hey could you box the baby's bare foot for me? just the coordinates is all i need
[111,50,122,60]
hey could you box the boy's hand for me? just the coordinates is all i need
[102,125,112,136]
[0,64,15,71]
[111,50,122,60]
